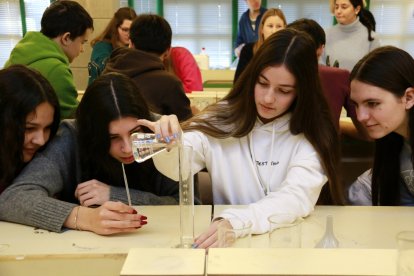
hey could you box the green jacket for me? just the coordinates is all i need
[5,32,78,119]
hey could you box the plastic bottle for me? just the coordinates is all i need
[196,47,209,70]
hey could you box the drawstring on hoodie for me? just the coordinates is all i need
[248,121,277,196]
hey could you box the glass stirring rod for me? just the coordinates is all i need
[121,163,132,206]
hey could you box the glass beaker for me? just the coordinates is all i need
[131,133,170,163]
[396,231,414,276]
[268,213,303,248]
[217,218,252,248]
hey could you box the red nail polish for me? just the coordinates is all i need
[141,215,147,220]
[141,221,148,225]
[132,209,137,214]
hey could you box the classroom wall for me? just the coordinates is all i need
[70,1,238,91]
[70,0,121,91]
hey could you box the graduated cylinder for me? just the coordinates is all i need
[179,145,194,248]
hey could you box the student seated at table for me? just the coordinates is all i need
[164,47,203,93]
[0,73,178,234]
[141,29,344,248]
[347,46,414,206]
[104,14,192,121]
[286,18,366,137]
[0,65,60,195]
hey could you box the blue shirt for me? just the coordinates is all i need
[235,7,267,48]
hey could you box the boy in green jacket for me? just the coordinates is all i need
[5,1,93,119]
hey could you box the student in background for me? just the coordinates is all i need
[235,0,267,57]
[5,1,93,119]
[0,65,60,194]
[287,18,367,138]
[234,8,287,83]
[0,73,178,234]
[165,47,203,93]
[323,0,380,71]
[88,7,137,85]
[143,29,343,248]
[348,46,414,206]
[104,14,192,121]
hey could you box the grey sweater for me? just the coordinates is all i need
[0,120,178,232]
[323,18,380,71]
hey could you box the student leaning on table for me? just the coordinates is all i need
[0,65,60,195]
[347,46,414,206]
[141,29,344,248]
[0,73,179,235]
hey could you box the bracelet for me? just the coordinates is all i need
[74,206,82,231]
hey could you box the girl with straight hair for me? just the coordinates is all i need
[143,29,343,248]
[0,73,178,234]
[348,46,414,206]
[0,65,60,194]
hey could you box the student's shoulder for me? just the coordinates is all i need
[57,120,78,138]
[93,41,112,49]
[40,120,78,154]
[319,65,350,79]
[92,41,113,54]
[240,9,250,20]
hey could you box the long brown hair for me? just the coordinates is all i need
[253,8,287,54]
[182,29,343,205]
[90,7,137,48]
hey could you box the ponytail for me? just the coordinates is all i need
[359,8,376,41]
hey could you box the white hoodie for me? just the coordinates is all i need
[153,113,327,234]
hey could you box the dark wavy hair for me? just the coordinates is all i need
[76,72,152,185]
[0,65,60,190]
[90,7,137,48]
[350,46,414,205]
[182,29,343,204]
[41,0,93,40]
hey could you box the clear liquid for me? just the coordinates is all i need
[179,145,194,248]
[131,133,168,163]
[131,133,194,247]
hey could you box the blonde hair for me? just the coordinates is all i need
[253,8,287,54]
